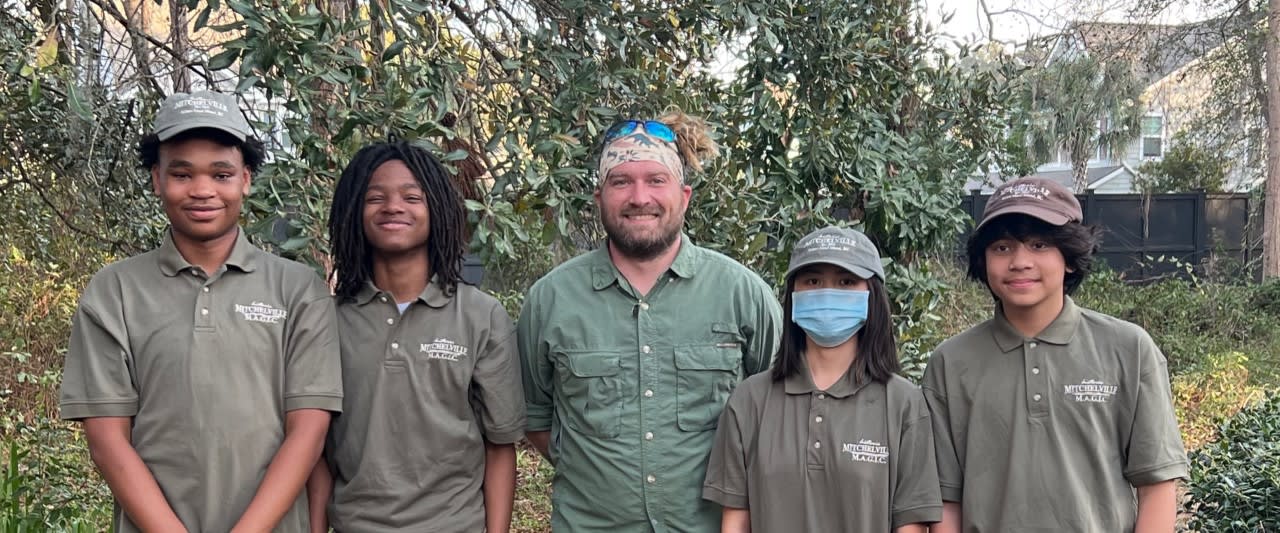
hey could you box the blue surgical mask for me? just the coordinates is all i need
[791,288,871,348]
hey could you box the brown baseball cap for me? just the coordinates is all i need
[977,177,1083,229]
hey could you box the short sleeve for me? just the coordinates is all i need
[922,352,964,503]
[60,276,139,420]
[701,390,750,509]
[517,286,554,432]
[1123,332,1189,486]
[283,277,343,412]
[469,301,526,444]
[892,396,943,528]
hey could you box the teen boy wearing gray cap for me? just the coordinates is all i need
[923,177,1187,532]
[60,91,342,533]
[703,226,941,533]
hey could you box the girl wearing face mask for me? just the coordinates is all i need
[702,226,942,533]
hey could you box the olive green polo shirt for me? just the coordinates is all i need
[703,367,942,531]
[922,296,1188,532]
[518,235,783,533]
[326,280,525,532]
[60,229,343,533]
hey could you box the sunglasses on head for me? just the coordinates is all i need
[603,120,676,144]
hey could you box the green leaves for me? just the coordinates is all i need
[1187,392,1280,530]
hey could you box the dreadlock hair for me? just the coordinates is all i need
[329,140,468,303]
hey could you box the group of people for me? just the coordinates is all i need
[58,91,1188,533]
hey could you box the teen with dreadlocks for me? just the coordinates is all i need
[310,140,525,533]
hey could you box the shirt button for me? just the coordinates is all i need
[815,416,823,423]
[639,302,650,311]
[644,389,654,398]
[817,393,826,400]
[1029,342,1038,348]
[641,345,651,354]
[813,442,821,449]
[386,318,394,325]
[391,342,399,350]
[644,432,654,440]
[1032,367,1041,375]
[380,296,388,303]
[1033,393,1043,401]
[200,308,209,316]
[202,287,209,293]
[646,474,656,484]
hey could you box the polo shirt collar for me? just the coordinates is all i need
[991,296,1082,352]
[783,357,869,399]
[590,233,700,291]
[354,275,452,308]
[157,227,258,277]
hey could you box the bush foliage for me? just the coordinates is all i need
[1187,393,1280,530]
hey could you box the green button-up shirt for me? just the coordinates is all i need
[518,235,782,533]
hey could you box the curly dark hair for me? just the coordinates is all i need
[328,140,468,303]
[137,128,266,171]
[966,213,1104,295]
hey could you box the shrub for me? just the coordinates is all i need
[1186,392,1280,530]
[1173,352,1265,450]
[0,418,110,532]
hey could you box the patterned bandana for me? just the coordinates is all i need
[597,132,684,182]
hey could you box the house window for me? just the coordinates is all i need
[1141,116,1164,158]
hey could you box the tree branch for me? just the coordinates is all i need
[444,0,510,65]
[1,137,143,255]
[83,0,216,90]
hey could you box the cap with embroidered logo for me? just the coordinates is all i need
[785,226,885,281]
[978,177,1083,229]
[152,90,252,141]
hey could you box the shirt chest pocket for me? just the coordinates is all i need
[674,344,742,432]
[556,350,624,438]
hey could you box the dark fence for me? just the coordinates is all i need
[959,191,1264,282]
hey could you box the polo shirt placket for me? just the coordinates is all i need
[60,229,343,533]
[923,297,1190,532]
[328,280,524,533]
[703,368,942,531]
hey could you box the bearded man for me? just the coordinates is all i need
[517,112,783,533]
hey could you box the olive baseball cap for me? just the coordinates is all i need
[978,177,1083,229]
[152,90,252,141]
[785,226,885,281]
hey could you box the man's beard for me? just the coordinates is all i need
[602,208,683,261]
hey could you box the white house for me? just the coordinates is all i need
[971,18,1255,194]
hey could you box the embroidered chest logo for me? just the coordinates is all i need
[420,338,468,362]
[234,302,287,324]
[1064,379,1119,403]
[842,439,889,464]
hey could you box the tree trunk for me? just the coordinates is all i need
[1072,156,1089,193]
[169,0,190,92]
[1265,0,1280,277]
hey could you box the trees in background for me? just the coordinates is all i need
[2,0,1023,372]
[1018,53,1145,192]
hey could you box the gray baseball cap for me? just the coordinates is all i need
[152,90,252,141]
[785,226,885,281]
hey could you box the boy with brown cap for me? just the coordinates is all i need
[60,91,342,533]
[923,177,1187,532]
